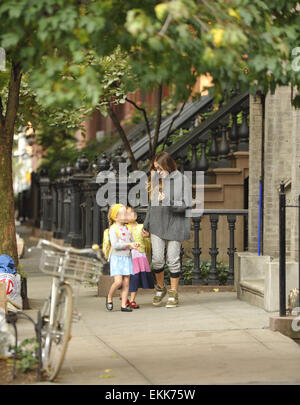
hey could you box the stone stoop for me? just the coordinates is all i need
[270,315,300,340]
[235,251,300,312]
[238,279,265,309]
[234,252,270,311]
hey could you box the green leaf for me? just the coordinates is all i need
[1,32,20,48]
[155,3,168,21]
[148,37,164,51]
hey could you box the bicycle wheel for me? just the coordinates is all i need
[41,282,73,381]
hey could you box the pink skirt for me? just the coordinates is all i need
[131,250,151,275]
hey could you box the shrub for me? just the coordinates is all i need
[150,258,230,285]
[9,338,39,373]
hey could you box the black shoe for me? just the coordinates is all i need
[106,297,113,311]
[121,306,132,312]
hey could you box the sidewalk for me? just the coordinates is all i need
[16,224,300,385]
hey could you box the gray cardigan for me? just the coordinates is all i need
[143,170,192,241]
[109,224,133,258]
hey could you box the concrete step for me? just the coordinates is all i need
[239,279,265,309]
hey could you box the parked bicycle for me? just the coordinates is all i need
[37,239,105,381]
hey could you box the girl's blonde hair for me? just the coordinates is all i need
[107,204,125,227]
[107,206,114,227]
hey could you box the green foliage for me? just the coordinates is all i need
[181,258,194,284]
[80,133,120,161]
[216,260,230,285]
[0,0,298,141]
[36,128,78,180]
[95,47,136,116]
[37,126,121,180]
[9,338,39,373]
[0,0,298,124]
[197,259,230,285]
[122,0,299,106]
[161,258,230,285]
[17,263,27,279]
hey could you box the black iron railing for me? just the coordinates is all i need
[125,95,214,166]
[279,182,300,317]
[165,92,249,179]
[33,91,250,286]
[191,209,248,285]
[167,92,249,159]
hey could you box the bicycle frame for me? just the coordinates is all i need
[42,255,65,371]
[38,239,105,380]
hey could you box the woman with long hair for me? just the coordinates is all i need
[142,151,192,308]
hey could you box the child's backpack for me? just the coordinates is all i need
[102,224,120,261]
[144,236,152,263]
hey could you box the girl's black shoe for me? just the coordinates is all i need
[121,306,132,312]
[106,297,113,311]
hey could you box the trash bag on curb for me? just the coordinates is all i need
[0,273,22,310]
[0,254,17,275]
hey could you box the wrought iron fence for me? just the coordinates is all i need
[279,182,300,316]
[5,310,42,381]
[190,210,248,285]
[32,91,250,285]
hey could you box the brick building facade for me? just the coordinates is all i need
[236,86,300,311]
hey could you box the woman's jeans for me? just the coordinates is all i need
[150,234,181,278]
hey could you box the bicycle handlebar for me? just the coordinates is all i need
[37,239,106,263]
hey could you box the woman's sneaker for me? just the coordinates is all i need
[165,289,179,308]
[152,284,167,306]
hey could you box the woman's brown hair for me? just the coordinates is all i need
[149,151,177,174]
[147,152,177,196]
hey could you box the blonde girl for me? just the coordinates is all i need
[106,204,140,312]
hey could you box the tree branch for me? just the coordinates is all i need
[107,105,138,171]
[125,97,153,158]
[201,0,223,23]
[162,101,186,151]
[151,84,163,163]
[158,14,173,37]
[192,15,209,32]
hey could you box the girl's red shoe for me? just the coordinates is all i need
[129,301,140,309]
[119,297,130,307]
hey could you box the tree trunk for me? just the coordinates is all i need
[0,142,18,265]
[108,105,138,171]
[150,84,163,165]
[0,62,22,266]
